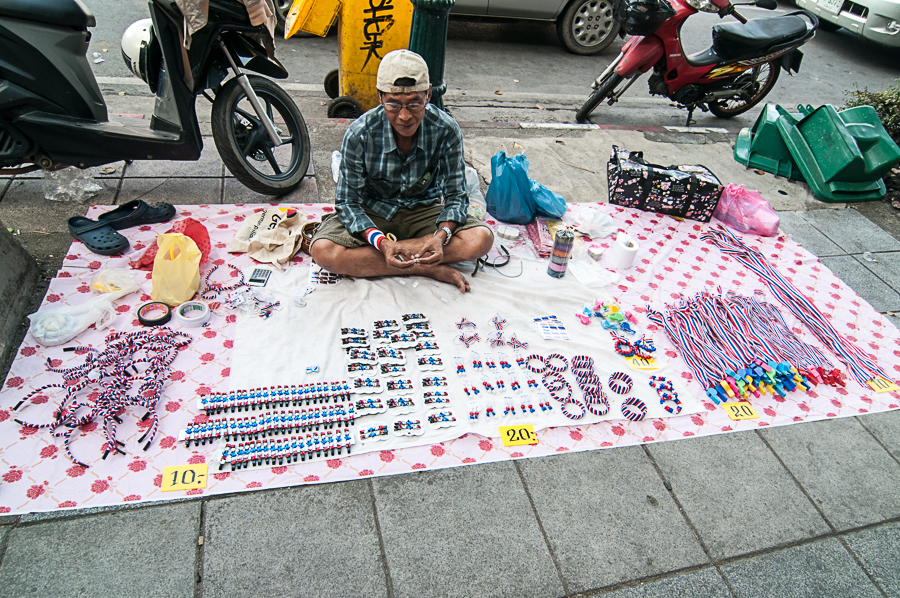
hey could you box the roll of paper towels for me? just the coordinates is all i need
[608,233,639,269]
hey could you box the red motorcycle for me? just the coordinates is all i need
[575,0,818,124]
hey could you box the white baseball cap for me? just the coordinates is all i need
[376,50,430,94]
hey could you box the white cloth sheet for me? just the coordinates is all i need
[229,259,704,457]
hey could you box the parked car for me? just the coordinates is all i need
[274,0,621,55]
[793,0,900,46]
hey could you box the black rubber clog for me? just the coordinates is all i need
[97,200,176,230]
[67,216,130,256]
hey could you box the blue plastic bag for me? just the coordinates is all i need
[486,151,567,224]
[530,179,567,219]
[485,151,536,224]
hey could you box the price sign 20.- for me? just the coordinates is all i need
[499,424,538,447]
[721,402,760,421]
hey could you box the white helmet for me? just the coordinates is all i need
[121,18,161,92]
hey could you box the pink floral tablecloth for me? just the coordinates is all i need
[1,203,897,515]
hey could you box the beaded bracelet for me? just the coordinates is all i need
[525,354,547,374]
[620,397,647,421]
[614,338,635,357]
[608,372,633,394]
[202,264,246,300]
[659,392,682,415]
[560,397,585,420]
[544,353,569,374]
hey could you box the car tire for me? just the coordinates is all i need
[557,0,621,56]
[273,0,291,35]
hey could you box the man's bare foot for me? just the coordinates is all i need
[419,264,470,293]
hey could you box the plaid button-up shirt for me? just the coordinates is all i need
[335,105,469,236]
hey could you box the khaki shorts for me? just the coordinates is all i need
[311,202,491,249]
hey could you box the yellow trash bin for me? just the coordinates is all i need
[286,0,414,118]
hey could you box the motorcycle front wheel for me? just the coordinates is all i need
[707,61,780,118]
[575,72,624,123]
[212,75,311,196]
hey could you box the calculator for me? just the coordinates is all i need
[248,268,272,287]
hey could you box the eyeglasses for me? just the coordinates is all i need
[383,101,426,113]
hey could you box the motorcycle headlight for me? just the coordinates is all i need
[684,0,720,11]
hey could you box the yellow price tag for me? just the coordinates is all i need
[721,402,760,421]
[627,356,660,370]
[866,377,900,393]
[161,463,208,492]
[499,424,538,447]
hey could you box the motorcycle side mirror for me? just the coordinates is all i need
[755,0,777,9]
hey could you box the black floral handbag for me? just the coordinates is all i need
[606,145,723,222]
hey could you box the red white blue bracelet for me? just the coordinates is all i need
[608,372,633,394]
[585,388,610,416]
[544,353,568,374]
[525,354,546,374]
[365,228,387,252]
[561,397,585,420]
[620,397,647,421]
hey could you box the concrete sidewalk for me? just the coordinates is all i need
[2,91,900,598]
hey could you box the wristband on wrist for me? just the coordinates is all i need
[366,228,387,252]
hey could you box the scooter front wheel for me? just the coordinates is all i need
[708,61,780,119]
[212,76,311,196]
[575,73,624,123]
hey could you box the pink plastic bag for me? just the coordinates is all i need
[713,184,780,237]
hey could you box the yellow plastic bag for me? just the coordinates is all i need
[151,233,201,306]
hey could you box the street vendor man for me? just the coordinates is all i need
[309,49,494,293]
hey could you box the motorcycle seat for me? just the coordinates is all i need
[712,15,807,58]
[0,0,95,28]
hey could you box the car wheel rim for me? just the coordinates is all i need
[275,0,292,19]
[572,0,614,47]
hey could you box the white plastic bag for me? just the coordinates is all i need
[28,285,136,346]
[90,265,139,294]
[465,165,487,220]
[41,167,102,202]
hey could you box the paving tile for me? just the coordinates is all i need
[647,432,829,559]
[123,139,224,178]
[777,211,844,257]
[0,524,8,549]
[202,481,387,598]
[117,177,221,206]
[222,175,319,205]
[844,521,900,597]
[0,178,117,233]
[600,567,732,598]
[857,410,900,464]
[801,208,900,254]
[373,461,564,598]
[886,314,900,330]
[0,503,198,598]
[819,256,900,313]
[856,251,900,295]
[4,164,124,179]
[518,448,708,592]
[760,418,900,530]
[720,538,881,598]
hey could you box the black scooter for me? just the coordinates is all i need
[0,0,310,195]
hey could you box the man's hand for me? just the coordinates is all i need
[381,239,416,269]
[411,234,444,266]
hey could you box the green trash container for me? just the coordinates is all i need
[774,104,900,203]
[734,103,804,181]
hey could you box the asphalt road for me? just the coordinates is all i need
[85,0,900,127]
